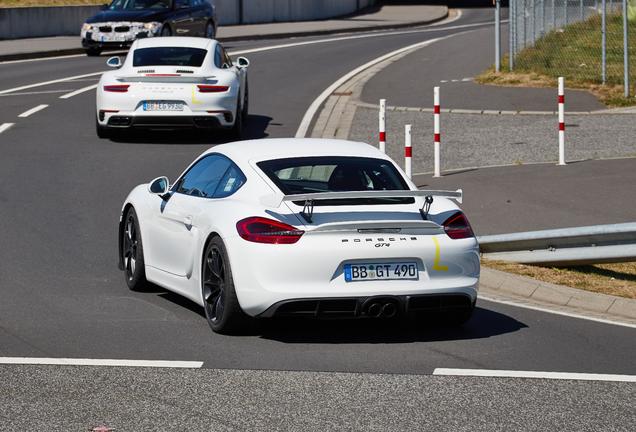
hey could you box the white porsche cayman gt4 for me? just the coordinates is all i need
[96,36,249,138]
[118,139,480,334]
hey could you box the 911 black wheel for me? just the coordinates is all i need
[122,207,148,291]
[202,236,250,334]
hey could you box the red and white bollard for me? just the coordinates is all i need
[379,99,386,153]
[404,124,412,179]
[433,86,441,177]
[558,77,566,165]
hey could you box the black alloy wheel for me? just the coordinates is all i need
[122,207,148,291]
[202,237,249,334]
[95,115,110,139]
[230,94,243,139]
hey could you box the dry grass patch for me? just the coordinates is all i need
[482,259,636,299]
[0,0,104,7]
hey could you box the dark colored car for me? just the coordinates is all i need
[81,0,217,56]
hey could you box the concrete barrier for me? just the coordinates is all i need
[0,0,377,40]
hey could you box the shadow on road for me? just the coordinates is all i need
[106,114,272,145]
[153,286,526,343]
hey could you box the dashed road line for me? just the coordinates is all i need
[0,89,75,97]
[0,123,15,133]
[0,357,204,368]
[18,104,48,118]
[60,84,98,99]
[433,368,636,382]
[0,71,104,96]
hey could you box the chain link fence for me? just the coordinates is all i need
[508,0,636,96]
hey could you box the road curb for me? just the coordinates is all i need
[479,267,636,322]
[0,8,449,62]
[353,100,635,116]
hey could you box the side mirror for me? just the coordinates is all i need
[236,57,250,68]
[148,176,170,198]
[106,56,121,68]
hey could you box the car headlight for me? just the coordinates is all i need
[143,22,162,33]
[82,23,93,32]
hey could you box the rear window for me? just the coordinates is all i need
[133,47,207,67]
[257,156,413,205]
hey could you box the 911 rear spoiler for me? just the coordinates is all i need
[274,189,463,223]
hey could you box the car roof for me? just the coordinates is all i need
[208,138,391,164]
[133,36,215,50]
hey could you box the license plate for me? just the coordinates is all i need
[344,262,418,282]
[143,102,184,111]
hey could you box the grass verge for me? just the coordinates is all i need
[0,0,104,7]
[482,259,636,299]
[476,12,636,107]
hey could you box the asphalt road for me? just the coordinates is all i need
[0,7,634,429]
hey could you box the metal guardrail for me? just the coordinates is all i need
[477,222,636,266]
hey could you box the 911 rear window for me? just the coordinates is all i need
[257,156,413,205]
[133,47,207,67]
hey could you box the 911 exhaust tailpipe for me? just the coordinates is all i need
[367,302,382,318]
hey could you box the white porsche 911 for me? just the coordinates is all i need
[118,139,480,334]
[96,36,249,138]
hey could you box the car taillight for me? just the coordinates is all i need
[236,217,304,244]
[197,85,229,93]
[104,84,130,92]
[442,212,474,239]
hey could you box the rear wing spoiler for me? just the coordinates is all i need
[275,189,463,223]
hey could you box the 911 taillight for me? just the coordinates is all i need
[442,212,474,239]
[197,85,229,93]
[103,84,130,92]
[236,217,304,244]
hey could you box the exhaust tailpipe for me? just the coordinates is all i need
[381,302,397,318]
[367,302,382,318]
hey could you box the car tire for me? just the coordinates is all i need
[86,48,102,57]
[241,80,249,120]
[202,236,251,334]
[205,21,216,39]
[96,115,110,139]
[161,24,172,36]
[121,207,149,292]
[230,95,243,140]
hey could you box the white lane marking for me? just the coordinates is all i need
[59,84,98,99]
[18,104,48,118]
[0,89,75,97]
[462,77,473,81]
[295,35,456,137]
[228,19,497,56]
[433,368,636,382]
[480,295,636,329]
[0,123,15,133]
[0,357,203,368]
[0,71,104,96]
[440,80,448,83]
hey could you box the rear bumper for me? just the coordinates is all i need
[104,114,228,129]
[258,293,476,319]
